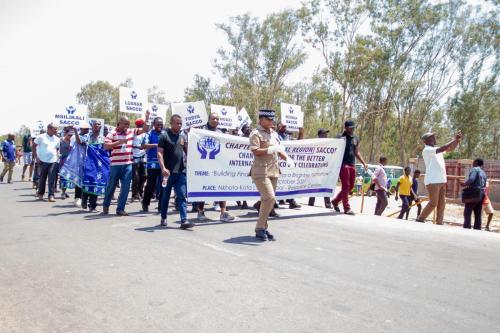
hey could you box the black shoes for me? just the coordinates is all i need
[265,230,275,241]
[255,230,267,241]
[160,219,167,227]
[332,202,341,212]
[255,230,276,241]
[288,200,301,209]
[142,203,149,212]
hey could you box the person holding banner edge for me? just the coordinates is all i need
[249,109,287,241]
[196,112,236,222]
[332,120,368,215]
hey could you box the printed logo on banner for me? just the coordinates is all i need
[221,108,227,116]
[54,104,88,126]
[130,91,138,99]
[238,115,242,121]
[289,106,294,114]
[187,105,195,114]
[66,106,76,115]
[197,136,221,160]
[152,105,158,112]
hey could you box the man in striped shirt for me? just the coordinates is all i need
[102,113,149,215]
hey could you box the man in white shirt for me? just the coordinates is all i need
[33,123,60,202]
[372,156,389,216]
[416,132,461,224]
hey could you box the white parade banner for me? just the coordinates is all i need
[280,102,303,132]
[146,103,169,124]
[119,87,146,114]
[171,100,208,128]
[31,120,45,136]
[237,107,252,127]
[211,104,238,129]
[53,104,88,127]
[187,128,345,201]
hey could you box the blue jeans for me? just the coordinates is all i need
[160,173,187,221]
[103,164,132,212]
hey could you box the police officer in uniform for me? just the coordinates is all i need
[249,109,286,241]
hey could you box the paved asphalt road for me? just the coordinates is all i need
[1,169,500,332]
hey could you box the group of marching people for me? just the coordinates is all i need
[2,107,496,240]
[8,110,306,234]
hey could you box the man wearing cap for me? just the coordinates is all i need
[332,120,368,215]
[249,109,286,241]
[131,118,147,201]
[308,128,333,208]
[416,131,461,224]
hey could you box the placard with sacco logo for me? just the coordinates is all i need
[171,101,208,128]
[54,104,88,127]
[32,120,45,136]
[146,103,168,124]
[237,107,252,127]
[211,104,238,129]
[280,102,304,132]
[119,87,146,114]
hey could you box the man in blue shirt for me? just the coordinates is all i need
[462,158,488,230]
[1,134,16,183]
[141,117,164,212]
[407,169,422,219]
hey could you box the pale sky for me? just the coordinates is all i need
[0,0,320,134]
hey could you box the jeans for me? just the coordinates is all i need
[33,160,40,185]
[160,173,187,221]
[103,164,133,212]
[132,162,147,198]
[374,189,388,216]
[37,162,57,197]
[333,164,356,211]
[408,196,422,220]
[397,195,412,219]
[142,168,161,208]
[464,194,484,230]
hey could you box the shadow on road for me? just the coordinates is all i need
[193,211,336,227]
[135,225,179,232]
[223,236,263,246]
